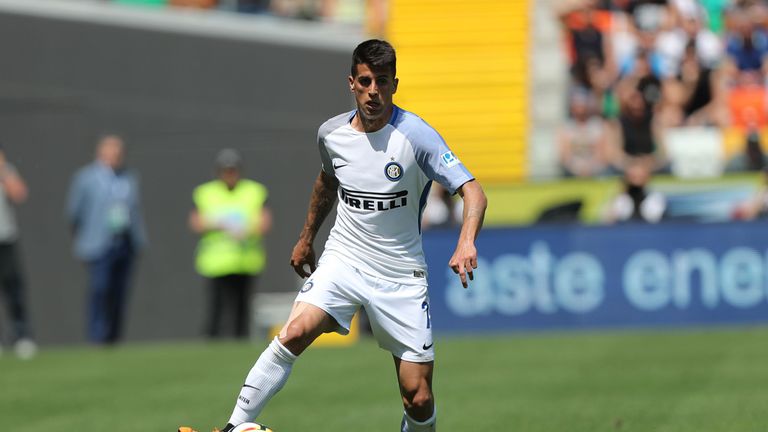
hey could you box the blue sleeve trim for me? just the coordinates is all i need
[396,109,475,194]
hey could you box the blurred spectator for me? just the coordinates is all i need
[616,51,668,167]
[111,0,367,22]
[0,146,36,359]
[724,9,768,76]
[735,166,768,219]
[655,5,722,79]
[67,135,146,345]
[604,156,667,223]
[561,2,612,66]
[271,0,334,19]
[114,0,168,6]
[169,0,217,8]
[559,1,616,89]
[726,75,767,128]
[421,183,463,230]
[189,149,271,339]
[366,0,388,36]
[231,0,271,13]
[697,0,729,34]
[726,126,768,171]
[660,41,728,127]
[558,89,618,177]
[618,86,658,158]
[614,0,670,72]
[615,14,665,80]
[624,0,669,27]
[557,0,768,179]
[574,54,622,118]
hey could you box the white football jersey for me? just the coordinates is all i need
[317,106,474,284]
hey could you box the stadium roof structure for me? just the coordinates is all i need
[0,0,361,52]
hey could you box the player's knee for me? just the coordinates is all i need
[402,382,433,412]
[279,321,319,354]
[410,390,433,412]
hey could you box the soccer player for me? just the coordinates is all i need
[217,39,487,432]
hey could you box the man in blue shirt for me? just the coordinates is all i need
[67,135,146,344]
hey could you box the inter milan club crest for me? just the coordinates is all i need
[300,280,314,293]
[384,161,403,181]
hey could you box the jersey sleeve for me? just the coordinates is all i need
[409,122,474,194]
[317,111,356,176]
[318,133,335,176]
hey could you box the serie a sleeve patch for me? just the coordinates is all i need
[440,151,460,168]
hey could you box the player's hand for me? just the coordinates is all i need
[290,239,317,278]
[449,240,478,289]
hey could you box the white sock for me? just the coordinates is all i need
[401,408,436,432]
[228,337,297,425]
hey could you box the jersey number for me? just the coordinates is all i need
[421,300,431,329]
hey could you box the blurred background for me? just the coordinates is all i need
[0,0,767,348]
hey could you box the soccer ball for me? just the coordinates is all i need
[232,423,274,432]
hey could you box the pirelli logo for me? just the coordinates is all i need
[340,188,408,211]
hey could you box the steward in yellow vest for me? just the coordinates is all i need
[193,179,268,277]
[189,149,272,338]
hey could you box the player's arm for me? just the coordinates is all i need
[256,206,273,236]
[449,179,487,288]
[290,170,339,278]
[0,151,27,204]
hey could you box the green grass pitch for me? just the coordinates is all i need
[2,326,767,431]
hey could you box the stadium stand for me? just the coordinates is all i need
[555,0,768,180]
[386,0,530,183]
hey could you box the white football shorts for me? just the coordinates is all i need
[295,253,434,363]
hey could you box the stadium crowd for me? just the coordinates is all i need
[557,0,768,179]
[107,0,380,25]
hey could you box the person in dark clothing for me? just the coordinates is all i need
[616,50,668,169]
[0,146,36,359]
[658,41,728,128]
[604,157,667,223]
[620,89,657,156]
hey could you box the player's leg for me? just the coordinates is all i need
[364,280,436,431]
[395,357,436,431]
[224,301,338,429]
[276,300,338,354]
[223,254,361,430]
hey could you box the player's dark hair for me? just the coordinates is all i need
[351,39,396,78]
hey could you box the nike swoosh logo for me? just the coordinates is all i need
[333,163,348,169]
[243,384,261,391]
[422,342,433,350]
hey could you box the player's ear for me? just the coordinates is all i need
[393,77,399,94]
[348,75,355,92]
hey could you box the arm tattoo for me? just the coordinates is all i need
[299,172,338,243]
